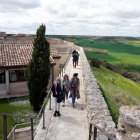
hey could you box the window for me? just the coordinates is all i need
[18,70,26,81]
[10,70,17,82]
[0,71,5,83]
[9,70,26,82]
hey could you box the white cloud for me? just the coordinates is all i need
[0,0,41,13]
[0,0,140,36]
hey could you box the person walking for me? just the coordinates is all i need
[72,51,78,68]
[76,51,79,65]
[72,49,77,55]
[69,73,80,108]
[62,74,70,107]
[51,77,62,117]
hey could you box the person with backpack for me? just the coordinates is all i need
[72,51,78,68]
[69,73,80,108]
[76,51,80,65]
[51,77,63,117]
[62,74,70,107]
[72,49,77,55]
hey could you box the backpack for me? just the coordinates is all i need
[71,78,79,90]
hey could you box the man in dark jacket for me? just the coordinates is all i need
[72,50,78,68]
[72,50,77,55]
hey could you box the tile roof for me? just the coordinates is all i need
[50,43,67,48]
[0,36,34,44]
[0,37,67,47]
[55,47,71,52]
[46,37,64,44]
[50,48,61,58]
[49,56,55,64]
[0,44,55,68]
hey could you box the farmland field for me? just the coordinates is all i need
[90,65,140,125]
[78,39,140,71]
[132,41,140,44]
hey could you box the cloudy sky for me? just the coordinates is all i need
[0,0,140,36]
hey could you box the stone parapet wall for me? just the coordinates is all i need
[116,106,140,140]
[73,45,80,51]
[79,46,117,139]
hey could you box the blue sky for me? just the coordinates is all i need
[0,0,140,37]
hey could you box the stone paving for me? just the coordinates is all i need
[35,50,88,140]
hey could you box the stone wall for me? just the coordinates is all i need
[79,46,117,139]
[58,52,69,66]
[15,127,36,140]
[116,106,140,140]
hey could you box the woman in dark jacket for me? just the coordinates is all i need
[51,77,62,117]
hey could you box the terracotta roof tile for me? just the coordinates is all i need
[55,47,71,52]
[50,48,61,58]
[0,44,55,68]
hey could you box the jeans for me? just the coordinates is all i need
[63,91,69,103]
[77,59,79,65]
[72,90,76,105]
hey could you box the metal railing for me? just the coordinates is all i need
[89,123,118,140]
[0,48,73,140]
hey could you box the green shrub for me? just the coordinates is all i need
[102,62,115,70]
[90,58,102,68]
[87,56,92,60]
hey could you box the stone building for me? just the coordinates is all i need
[0,32,73,98]
[0,32,6,40]
[0,43,56,96]
[50,48,61,78]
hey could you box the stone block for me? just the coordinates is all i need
[131,133,140,140]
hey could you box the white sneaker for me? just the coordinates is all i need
[62,102,65,107]
[66,99,68,103]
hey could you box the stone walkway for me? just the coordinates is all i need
[35,52,88,140]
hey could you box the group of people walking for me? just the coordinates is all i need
[72,50,79,68]
[51,49,80,117]
[51,72,80,117]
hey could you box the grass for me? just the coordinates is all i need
[0,96,38,139]
[90,65,140,125]
[78,39,140,71]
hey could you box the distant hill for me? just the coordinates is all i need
[90,36,131,44]
[122,37,140,41]
[30,34,140,44]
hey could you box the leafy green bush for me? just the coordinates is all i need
[90,58,102,68]
[87,56,93,60]
[102,62,115,70]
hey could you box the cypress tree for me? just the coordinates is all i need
[25,24,50,110]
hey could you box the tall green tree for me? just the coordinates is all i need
[25,24,50,110]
